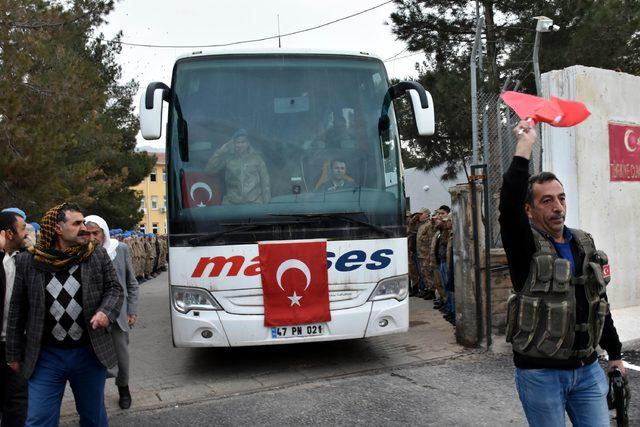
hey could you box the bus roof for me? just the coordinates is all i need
[175,48,384,62]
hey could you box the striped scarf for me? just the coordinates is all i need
[30,203,94,272]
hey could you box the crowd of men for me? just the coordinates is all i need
[0,205,167,427]
[407,205,455,326]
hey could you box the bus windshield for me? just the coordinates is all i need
[167,54,404,242]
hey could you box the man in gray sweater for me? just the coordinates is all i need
[85,215,139,410]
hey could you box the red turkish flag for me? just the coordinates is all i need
[501,91,590,127]
[181,171,222,208]
[258,240,331,327]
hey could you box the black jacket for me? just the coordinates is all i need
[499,156,622,369]
[0,250,5,335]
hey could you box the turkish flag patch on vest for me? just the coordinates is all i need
[602,264,611,280]
[258,240,331,327]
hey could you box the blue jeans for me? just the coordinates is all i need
[515,360,609,427]
[438,261,449,303]
[27,346,108,427]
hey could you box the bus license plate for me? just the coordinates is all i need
[271,324,324,338]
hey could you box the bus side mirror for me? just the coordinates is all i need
[139,82,170,140]
[408,89,435,136]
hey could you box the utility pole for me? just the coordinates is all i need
[532,16,559,96]
[532,16,559,170]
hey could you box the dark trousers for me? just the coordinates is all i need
[0,341,28,427]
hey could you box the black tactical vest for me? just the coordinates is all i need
[505,227,610,360]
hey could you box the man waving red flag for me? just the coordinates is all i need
[258,240,331,327]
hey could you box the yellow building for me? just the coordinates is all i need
[132,152,167,234]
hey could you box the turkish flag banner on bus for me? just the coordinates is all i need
[180,171,222,208]
[258,240,331,327]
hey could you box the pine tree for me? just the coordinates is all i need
[0,0,154,228]
[390,0,640,176]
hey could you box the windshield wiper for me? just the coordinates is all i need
[269,212,395,237]
[187,222,290,245]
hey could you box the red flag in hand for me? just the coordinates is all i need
[500,91,590,127]
[259,240,331,327]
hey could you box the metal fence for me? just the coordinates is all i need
[470,20,541,248]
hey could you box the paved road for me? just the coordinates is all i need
[61,271,463,420]
[59,271,639,425]
[106,350,640,427]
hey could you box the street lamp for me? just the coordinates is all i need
[532,16,560,96]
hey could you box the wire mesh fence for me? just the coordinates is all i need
[472,90,542,248]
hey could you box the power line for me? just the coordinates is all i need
[384,47,408,61]
[385,50,424,62]
[92,1,393,49]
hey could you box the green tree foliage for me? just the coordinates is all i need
[0,0,155,228]
[390,0,640,176]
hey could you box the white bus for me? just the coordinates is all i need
[139,50,434,347]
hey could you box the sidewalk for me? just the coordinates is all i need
[612,305,640,347]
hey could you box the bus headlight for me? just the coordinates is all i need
[368,275,409,302]
[172,286,222,313]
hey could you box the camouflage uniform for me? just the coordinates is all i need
[144,237,154,278]
[416,220,435,292]
[431,228,451,301]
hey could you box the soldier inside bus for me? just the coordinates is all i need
[205,128,271,204]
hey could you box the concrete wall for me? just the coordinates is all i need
[450,183,485,347]
[542,66,640,308]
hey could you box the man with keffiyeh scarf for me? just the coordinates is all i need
[6,203,123,427]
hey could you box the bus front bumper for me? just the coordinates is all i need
[171,298,408,347]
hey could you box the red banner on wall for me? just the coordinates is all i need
[609,122,640,181]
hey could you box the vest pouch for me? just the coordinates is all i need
[588,262,607,295]
[535,301,569,356]
[531,255,553,293]
[513,296,540,351]
[552,258,571,293]
[591,250,611,285]
[593,299,609,345]
[505,293,519,343]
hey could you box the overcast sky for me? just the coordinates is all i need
[100,0,423,149]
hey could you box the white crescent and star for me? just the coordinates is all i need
[190,182,213,206]
[276,259,312,292]
[624,129,638,153]
[288,291,302,306]
[275,259,312,306]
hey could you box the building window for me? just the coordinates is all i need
[163,196,167,209]
[152,223,159,234]
[139,224,146,233]
[151,196,158,210]
[164,222,167,234]
[162,168,167,182]
[139,198,146,210]
[150,168,157,182]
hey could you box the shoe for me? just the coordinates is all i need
[433,300,444,309]
[416,290,426,298]
[423,290,435,300]
[118,386,132,410]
